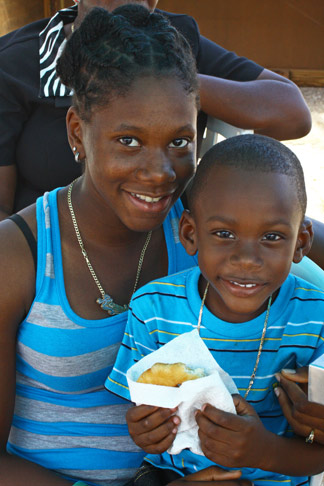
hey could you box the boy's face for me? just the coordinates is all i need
[180,166,311,323]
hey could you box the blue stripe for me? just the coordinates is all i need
[12,416,130,437]
[16,383,127,406]
[7,445,143,470]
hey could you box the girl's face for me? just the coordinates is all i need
[69,76,197,233]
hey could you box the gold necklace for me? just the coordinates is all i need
[197,280,272,399]
[67,180,152,316]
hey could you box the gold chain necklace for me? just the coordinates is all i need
[197,280,272,399]
[67,180,152,316]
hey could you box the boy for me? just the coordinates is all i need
[106,135,324,486]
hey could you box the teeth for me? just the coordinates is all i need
[131,193,163,203]
[231,281,257,288]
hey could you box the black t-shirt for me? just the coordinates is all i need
[0,9,263,211]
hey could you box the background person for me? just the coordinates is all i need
[0,0,312,220]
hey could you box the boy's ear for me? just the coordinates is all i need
[66,107,86,160]
[293,218,313,263]
[179,209,198,255]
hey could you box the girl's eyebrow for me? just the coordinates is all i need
[114,123,195,133]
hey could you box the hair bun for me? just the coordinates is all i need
[112,4,152,26]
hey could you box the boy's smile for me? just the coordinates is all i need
[180,165,308,323]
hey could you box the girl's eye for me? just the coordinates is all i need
[169,138,190,148]
[262,233,281,241]
[215,230,235,239]
[118,137,140,147]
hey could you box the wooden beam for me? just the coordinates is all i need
[290,69,324,88]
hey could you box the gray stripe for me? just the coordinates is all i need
[14,395,131,425]
[58,469,137,485]
[16,372,101,395]
[45,252,55,278]
[17,341,120,377]
[27,302,83,329]
[170,217,180,243]
[43,193,51,228]
[9,426,141,453]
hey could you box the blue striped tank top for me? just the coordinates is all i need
[7,188,197,485]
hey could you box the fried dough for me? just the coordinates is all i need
[137,362,205,387]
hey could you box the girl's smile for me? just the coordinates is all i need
[70,75,197,233]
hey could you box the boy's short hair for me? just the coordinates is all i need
[188,134,307,217]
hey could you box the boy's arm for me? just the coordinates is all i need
[196,394,324,477]
[126,404,180,454]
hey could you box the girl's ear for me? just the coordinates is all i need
[293,218,313,263]
[179,209,198,255]
[66,106,86,160]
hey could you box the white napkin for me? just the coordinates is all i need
[127,329,238,455]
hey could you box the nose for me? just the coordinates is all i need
[229,240,263,269]
[135,150,177,184]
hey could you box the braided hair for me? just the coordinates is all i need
[56,5,198,120]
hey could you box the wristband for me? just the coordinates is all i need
[72,482,88,486]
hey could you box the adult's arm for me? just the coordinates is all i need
[0,209,73,485]
[0,165,17,221]
[198,69,311,141]
[276,368,324,445]
[0,25,42,219]
[308,218,324,270]
[195,35,311,141]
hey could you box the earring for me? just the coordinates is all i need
[72,146,81,163]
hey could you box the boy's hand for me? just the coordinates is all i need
[195,394,271,469]
[126,404,180,453]
[168,466,252,486]
[276,368,324,445]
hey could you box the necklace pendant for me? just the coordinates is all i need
[97,294,129,316]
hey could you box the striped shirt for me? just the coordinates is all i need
[39,4,76,98]
[107,265,324,486]
[7,188,196,485]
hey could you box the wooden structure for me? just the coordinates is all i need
[0,0,323,86]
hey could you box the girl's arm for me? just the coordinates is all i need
[0,212,73,485]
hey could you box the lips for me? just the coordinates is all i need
[221,277,266,297]
[131,192,164,203]
[126,190,174,213]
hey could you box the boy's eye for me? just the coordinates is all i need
[118,137,140,147]
[262,233,281,241]
[215,230,235,239]
[169,138,189,148]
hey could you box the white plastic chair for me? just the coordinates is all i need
[199,117,254,158]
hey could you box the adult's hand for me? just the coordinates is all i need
[307,218,324,271]
[276,368,324,445]
[126,404,180,454]
[168,466,252,486]
[195,394,271,470]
